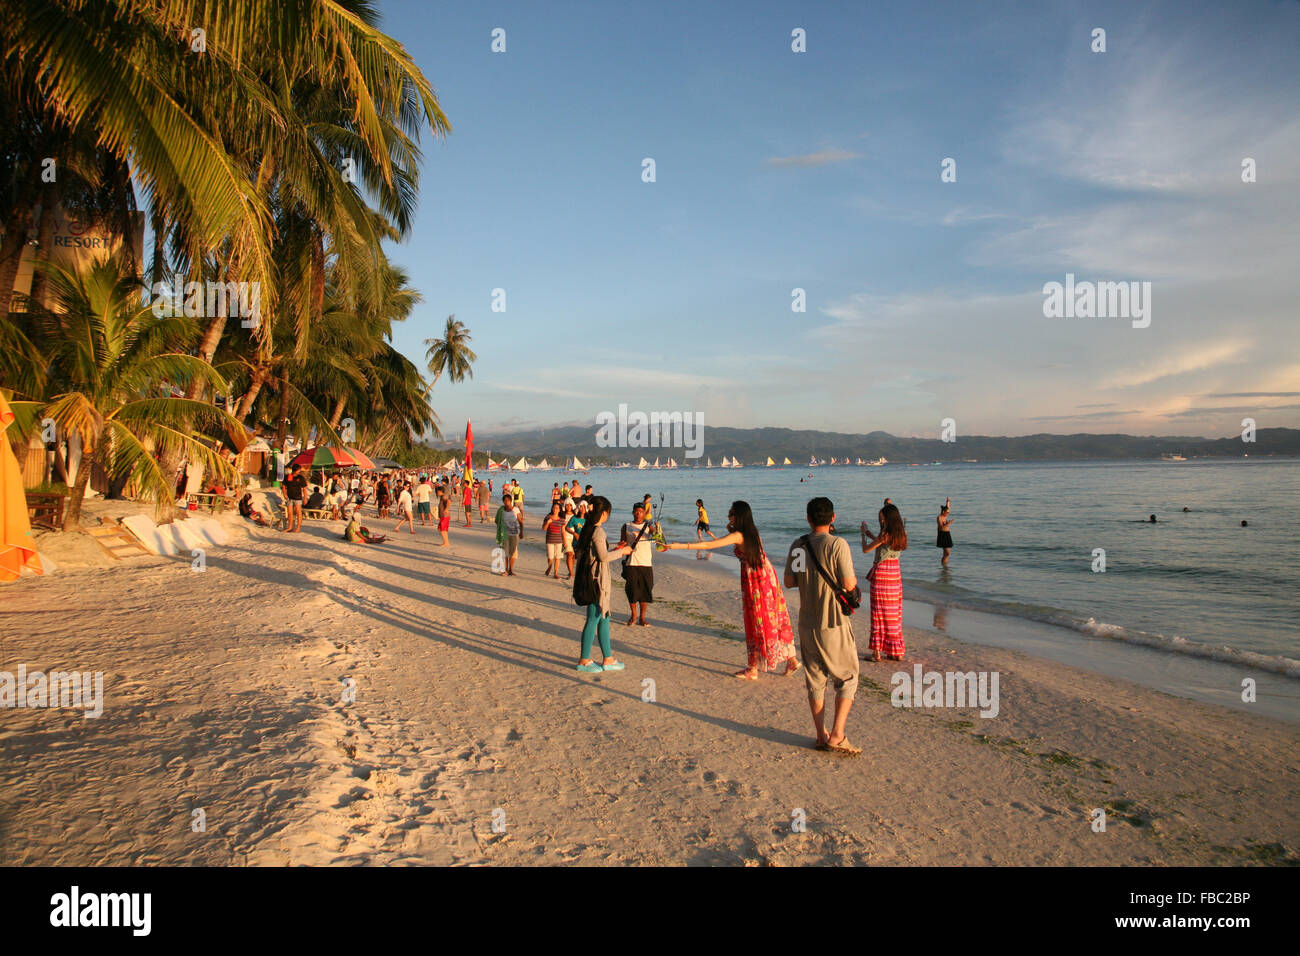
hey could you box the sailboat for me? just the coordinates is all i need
[733,457,744,468]
[830,457,839,466]
[706,457,714,468]
[571,456,587,471]
[651,457,661,469]
[782,457,792,465]
[637,457,649,470]
[720,456,732,468]
[512,457,530,472]
[534,457,552,471]
[765,456,775,467]
[809,455,819,467]
[665,457,678,469]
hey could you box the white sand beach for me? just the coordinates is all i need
[1,504,1296,866]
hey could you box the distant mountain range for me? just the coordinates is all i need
[432,425,1300,464]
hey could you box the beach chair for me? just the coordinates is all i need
[120,515,180,556]
[84,520,151,561]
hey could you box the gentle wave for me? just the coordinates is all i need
[905,581,1300,679]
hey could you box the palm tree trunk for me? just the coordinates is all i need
[417,369,442,402]
[0,215,29,318]
[62,441,98,530]
[27,181,62,309]
[328,395,346,431]
[186,315,228,399]
[150,207,166,290]
[236,367,268,421]
[274,369,291,445]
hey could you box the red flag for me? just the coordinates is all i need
[464,421,474,477]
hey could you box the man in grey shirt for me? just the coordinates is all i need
[785,496,861,755]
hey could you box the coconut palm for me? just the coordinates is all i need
[1,0,451,320]
[13,254,241,529]
[424,315,477,391]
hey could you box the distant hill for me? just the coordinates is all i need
[434,425,1300,464]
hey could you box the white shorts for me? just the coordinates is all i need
[547,542,563,560]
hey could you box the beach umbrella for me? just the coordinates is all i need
[344,448,375,470]
[289,446,357,469]
[0,392,43,581]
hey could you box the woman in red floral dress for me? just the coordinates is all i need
[667,501,800,680]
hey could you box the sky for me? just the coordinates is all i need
[376,0,1300,440]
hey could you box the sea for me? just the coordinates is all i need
[511,458,1300,721]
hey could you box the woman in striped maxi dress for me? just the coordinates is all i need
[861,503,908,662]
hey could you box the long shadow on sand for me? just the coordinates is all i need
[210,528,806,749]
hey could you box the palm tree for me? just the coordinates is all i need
[13,254,241,529]
[424,315,477,391]
[2,0,451,319]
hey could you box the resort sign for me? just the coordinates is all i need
[11,207,145,309]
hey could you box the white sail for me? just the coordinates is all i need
[572,456,586,470]
[706,457,713,468]
[637,457,649,469]
[666,457,678,468]
[782,457,792,465]
[766,456,775,466]
[534,457,552,470]
[720,456,732,468]
[512,457,530,472]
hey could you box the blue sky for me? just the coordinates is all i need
[378,0,1300,440]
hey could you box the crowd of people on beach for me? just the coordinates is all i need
[237,463,967,756]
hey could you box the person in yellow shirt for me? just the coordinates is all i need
[696,499,718,542]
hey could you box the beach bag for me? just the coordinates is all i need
[573,541,600,606]
[619,522,651,579]
[799,534,862,615]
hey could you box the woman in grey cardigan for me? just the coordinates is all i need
[574,496,632,673]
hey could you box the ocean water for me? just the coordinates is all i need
[513,458,1300,677]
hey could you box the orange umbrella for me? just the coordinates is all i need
[344,448,375,469]
[0,392,44,581]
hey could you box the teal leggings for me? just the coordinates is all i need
[581,604,612,660]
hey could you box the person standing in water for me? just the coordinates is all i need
[936,498,954,565]
[695,499,718,543]
[667,501,799,680]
